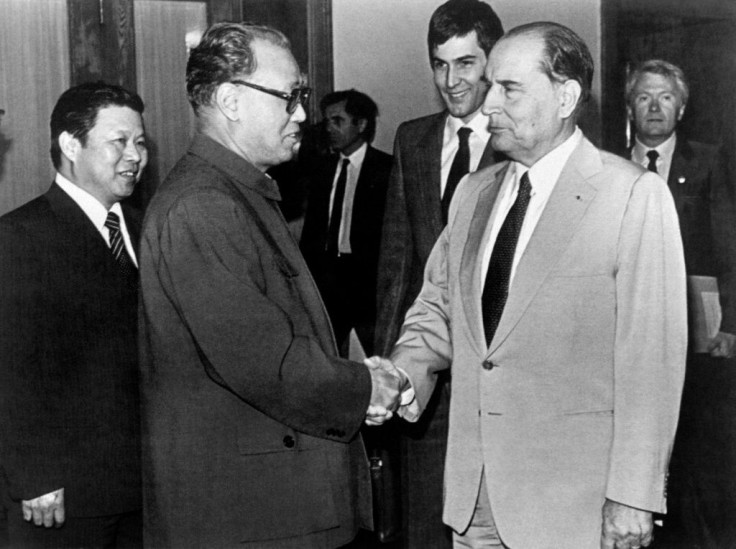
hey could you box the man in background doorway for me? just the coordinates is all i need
[300,89,392,357]
[627,59,736,548]
[374,1,503,546]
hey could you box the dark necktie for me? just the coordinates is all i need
[646,150,659,173]
[327,158,350,255]
[104,211,137,283]
[481,172,533,346]
[441,127,472,224]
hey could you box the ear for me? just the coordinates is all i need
[214,83,241,122]
[677,104,686,121]
[558,79,582,120]
[356,118,368,135]
[58,131,80,164]
[626,104,634,121]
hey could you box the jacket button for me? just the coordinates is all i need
[283,435,295,448]
[481,359,495,370]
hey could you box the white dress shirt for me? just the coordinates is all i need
[631,132,677,182]
[328,142,367,255]
[440,110,491,197]
[55,173,138,265]
[480,127,583,287]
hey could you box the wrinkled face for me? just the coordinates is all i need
[235,39,306,171]
[627,72,685,147]
[481,34,568,167]
[432,31,489,123]
[324,100,365,155]
[65,106,147,209]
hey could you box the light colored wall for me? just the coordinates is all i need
[332,0,602,153]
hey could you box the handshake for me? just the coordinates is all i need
[364,356,408,426]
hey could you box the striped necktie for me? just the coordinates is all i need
[104,211,137,284]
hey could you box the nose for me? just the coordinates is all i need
[648,99,661,113]
[292,102,307,124]
[124,140,142,163]
[481,84,501,115]
[446,65,460,89]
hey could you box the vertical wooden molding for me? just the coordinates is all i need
[67,0,136,91]
[306,0,333,122]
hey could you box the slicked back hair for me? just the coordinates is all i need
[186,22,291,113]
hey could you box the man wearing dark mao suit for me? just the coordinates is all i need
[137,22,401,549]
[0,82,147,548]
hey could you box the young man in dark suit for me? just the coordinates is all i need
[0,82,147,547]
[300,89,392,357]
[627,59,736,548]
[373,1,503,546]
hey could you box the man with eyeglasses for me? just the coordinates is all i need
[137,22,401,548]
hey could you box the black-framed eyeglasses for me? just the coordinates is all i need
[231,79,311,115]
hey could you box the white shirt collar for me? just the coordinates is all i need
[445,109,491,142]
[520,126,583,194]
[632,132,677,164]
[340,141,367,170]
[54,172,123,231]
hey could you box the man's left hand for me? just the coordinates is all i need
[708,331,736,358]
[601,499,653,549]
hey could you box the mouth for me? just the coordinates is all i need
[445,89,470,101]
[118,169,139,181]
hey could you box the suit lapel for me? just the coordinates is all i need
[487,138,600,354]
[459,164,508,355]
[415,113,446,237]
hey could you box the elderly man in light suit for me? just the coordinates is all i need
[368,22,687,549]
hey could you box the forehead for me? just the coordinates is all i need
[487,34,545,79]
[324,101,348,118]
[633,72,679,93]
[250,39,300,88]
[432,31,485,61]
[91,105,144,133]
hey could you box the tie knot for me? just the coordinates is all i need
[646,150,659,162]
[457,127,472,144]
[104,211,120,231]
[341,158,350,169]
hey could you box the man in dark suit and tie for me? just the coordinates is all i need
[300,89,392,357]
[373,1,503,546]
[626,59,736,548]
[0,82,147,547]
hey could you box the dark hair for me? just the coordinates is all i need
[504,21,593,118]
[186,22,291,112]
[427,0,504,59]
[49,81,144,169]
[625,59,689,107]
[320,89,379,143]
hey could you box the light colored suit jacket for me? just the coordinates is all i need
[391,136,687,548]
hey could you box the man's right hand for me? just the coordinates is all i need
[22,488,65,528]
[364,356,403,425]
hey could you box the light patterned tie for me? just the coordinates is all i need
[104,211,137,284]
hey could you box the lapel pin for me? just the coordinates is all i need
[678,176,686,184]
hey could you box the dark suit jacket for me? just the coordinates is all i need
[0,183,141,517]
[665,137,736,334]
[300,145,392,353]
[374,112,497,355]
[138,134,372,548]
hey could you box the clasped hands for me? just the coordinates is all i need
[364,356,405,426]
